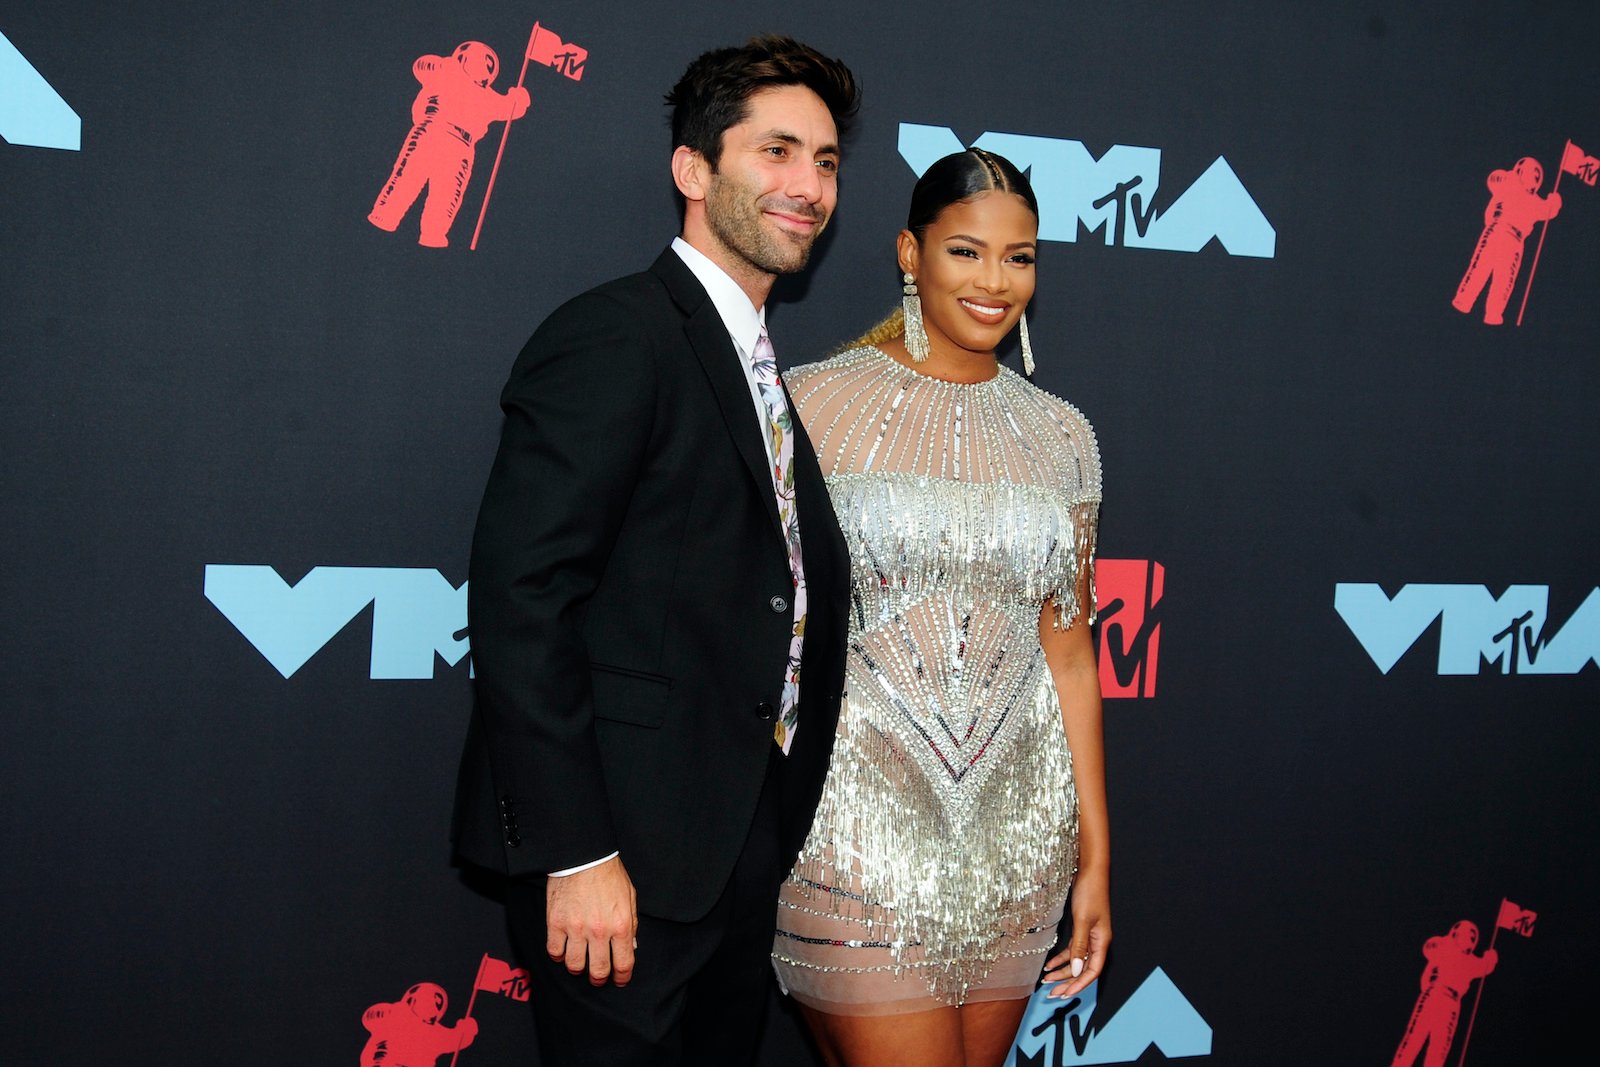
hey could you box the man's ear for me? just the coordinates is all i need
[896,230,921,278]
[672,146,709,203]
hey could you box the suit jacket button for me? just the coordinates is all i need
[769,595,788,613]
[756,702,775,720]
[506,832,522,848]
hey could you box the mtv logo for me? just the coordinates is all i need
[1011,968,1211,1065]
[1096,560,1164,698]
[205,565,469,679]
[899,124,1274,258]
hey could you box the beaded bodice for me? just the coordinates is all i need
[780,344,1101,999]
[793,344,1101,633]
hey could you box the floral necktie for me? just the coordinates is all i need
[751,326,806,754]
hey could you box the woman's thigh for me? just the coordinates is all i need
[798,996,1029,1067]
[960,997,1030,1067]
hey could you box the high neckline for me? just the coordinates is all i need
[866,344,1004,387]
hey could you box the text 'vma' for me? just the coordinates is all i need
[1336,583,1599,675]
[206,562,1164,693]
[899,124,1274,257]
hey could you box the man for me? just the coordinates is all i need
[452,36,858,1064]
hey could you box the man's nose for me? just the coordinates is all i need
[786,160,825,204]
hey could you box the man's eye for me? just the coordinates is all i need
[816,159,838,173]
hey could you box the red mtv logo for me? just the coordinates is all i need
[1095,559,1163,699]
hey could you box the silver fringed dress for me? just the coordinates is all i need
[771,344,1102,1016]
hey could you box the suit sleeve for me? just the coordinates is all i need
[467,290,657,876]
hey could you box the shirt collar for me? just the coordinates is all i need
[671,237,766,356]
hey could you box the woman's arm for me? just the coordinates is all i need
[1038,560,1111,998]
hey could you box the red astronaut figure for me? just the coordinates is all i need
[1390,921,1498,1067]
[1451,157,1562,324]
[368,42,531,248]
[360,982,478,1067]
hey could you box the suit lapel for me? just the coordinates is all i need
[650,250,783,537]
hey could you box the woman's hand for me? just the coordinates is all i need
[1041,864,1110,998]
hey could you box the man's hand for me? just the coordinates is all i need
[546,856,638,987]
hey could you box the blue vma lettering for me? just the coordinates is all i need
[1335,584,1600,675]
[204,565,468,679]
[0,31,80,151]
[900,124,1274,258]
[1011,968,1211,1065]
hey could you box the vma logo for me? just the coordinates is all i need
[1335,583,1599,675]
[1010,968,1211,1065]
[900,123,1274,257]
[0,30,80,150]
[208,560,1165,687]
[205,565,468,679]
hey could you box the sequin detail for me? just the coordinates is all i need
[772,346,1103,1010]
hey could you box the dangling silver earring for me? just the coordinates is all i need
[1018,311,1035,376]
[902,272,930,362]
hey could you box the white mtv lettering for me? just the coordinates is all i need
[204,565,468,679]
[898,123,1275,258]
[1335,583,1598,675]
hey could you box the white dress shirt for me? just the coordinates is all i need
[670,236,779,468]
[550,239,779,878]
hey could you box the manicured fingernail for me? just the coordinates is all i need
[1071,957,1085,978]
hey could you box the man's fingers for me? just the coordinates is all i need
[587,930,613,986]
[544,858,638,986]
[611,931,636,987]
[563,926,589,975]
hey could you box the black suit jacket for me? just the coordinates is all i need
[454,248,849,923]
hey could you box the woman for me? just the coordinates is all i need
[772,148,1111,1067]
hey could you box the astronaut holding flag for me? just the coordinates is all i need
[1450,156,1562,325]
[368,41,531,248]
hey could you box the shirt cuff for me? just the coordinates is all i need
[548,852,620,877]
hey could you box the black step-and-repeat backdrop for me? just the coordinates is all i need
[3,2,1595,1063]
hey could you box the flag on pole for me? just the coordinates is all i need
[1561,141,1599,186]
[1495,898,1537,937]
[527,24,587,81]
[474,955,532,1001]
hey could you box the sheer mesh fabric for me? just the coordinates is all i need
[772,345,1102,1016]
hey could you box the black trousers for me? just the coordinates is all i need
[507,749,787,1065]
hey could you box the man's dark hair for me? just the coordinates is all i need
[665,35,859,169]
